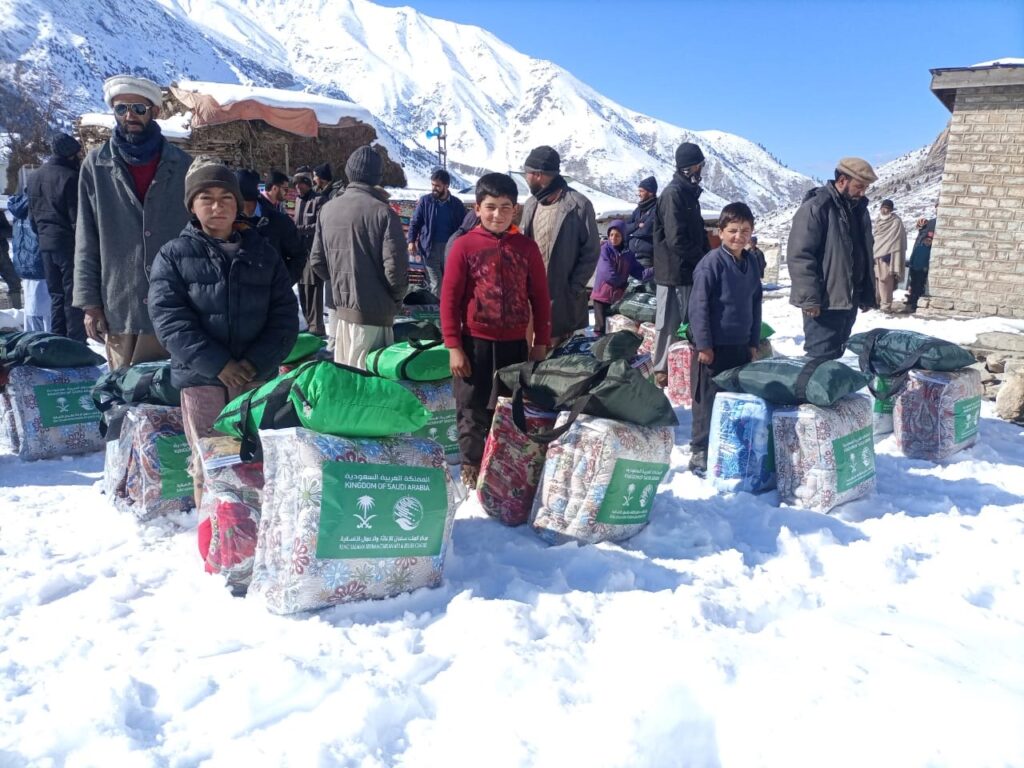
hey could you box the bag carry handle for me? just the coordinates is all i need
[794,357,829,403]
[510,384,592,445]
[129,369,158,404]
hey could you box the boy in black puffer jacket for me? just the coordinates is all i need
[148,160,298,507]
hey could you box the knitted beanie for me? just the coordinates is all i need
[345,146,383,186]
[523,145,561,174]
[184,159,243,211]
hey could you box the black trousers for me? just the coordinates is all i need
[907,269,928,310]
[593,300,611,335]
[690,343,752,455]
[41,249,85,342]
[299,277,325,335]
[454,336,528,467]
[802,308,858,360]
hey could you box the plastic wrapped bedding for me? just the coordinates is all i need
[199,435,266,591]
[399,379,458,464]
[477,396,558,526]
[708,392,776,494]
[667,341,694,408]
[772,395,875,514]
[248,427,457,614]
[530,414,672,545]
[893,368,982,461]
[0,364,103,460]
[638,322,656,356]
[114,404,193,521]
[605,314,640,335]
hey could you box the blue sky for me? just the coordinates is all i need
[377,0,1023,178]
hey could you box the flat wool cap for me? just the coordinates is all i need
[103,75,163,108]
[836,157,878,184]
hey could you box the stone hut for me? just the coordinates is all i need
[926,59,1024,317]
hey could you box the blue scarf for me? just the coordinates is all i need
[111,120,164,166]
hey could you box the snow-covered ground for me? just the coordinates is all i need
[2,289,1024,767]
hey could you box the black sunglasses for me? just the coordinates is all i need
[113,103,151,117]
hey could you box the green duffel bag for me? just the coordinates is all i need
[611,288,657,324]
[215,360,431,460]
[498,356,677,432]
[590,330,643,362]
[92,361,181,440]
[366,322,449,381]
[0,330,104,368]
[713,356,871,407]
[847,328,975,398]
[283,332,327,365]
[678,320,775,341]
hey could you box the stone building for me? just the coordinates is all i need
[927,60,1024,317]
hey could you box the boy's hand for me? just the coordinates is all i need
[528,345,547,362]
[218,360,252,388]
[749,346,759,361]
[698,349,715,365]
[238,359,258,380]
[803,306,821,318]
[449,348,472,378]
[83,307,108,342]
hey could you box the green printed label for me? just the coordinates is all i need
[596,459,669,525]
[33,382,98,428]
[872,376,895,414]
[317,463,448,559]
[410,308,440,322]
[413,409,458,455]
[832,426,876,492]
[954,396,981,443]
[156,434,193,499]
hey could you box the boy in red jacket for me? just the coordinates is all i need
[441,173,551,489]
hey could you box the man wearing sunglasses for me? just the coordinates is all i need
[73,74,192,369]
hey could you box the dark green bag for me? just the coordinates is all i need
[713,356,871,407]
[590,330,643,362]
[92,361,181,440]
[0,330,104,368]
[611,288,657,324]
[283,332,327,365]
[365,322,449,381]
[498,356,677,436]
[215,360,430,460]
[678,320,775,341]
[847,328,975,398]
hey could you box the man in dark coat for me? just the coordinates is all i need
[26,133,83,339]
[310,146,408,369]
[623,176,658,268]
[651,142,710,386]
[235,169,306,285]
[519,145,600,344]
[74,74,192,369]
[787,157,878,359]
[748,236,767,280]
[314,163,345,201]
[292,171,325,334]
[262,170,290,213]
[407,168,467,296]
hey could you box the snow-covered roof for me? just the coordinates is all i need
[79,113,192,139]
[971,58,1024,68]
[175,80,373,126]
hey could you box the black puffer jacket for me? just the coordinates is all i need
[623,196,657,265]
[653,172,709,286]
[24,156,79,253]
[787,183,876,311]
[241,198,306,284]
[148,222,298,389]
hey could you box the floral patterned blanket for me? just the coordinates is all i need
[0,364,104,461]
[894,368,982,461]
[667,341,694,408]
[249,427,457,614]
[773,395,875,514]
[530,414,673,545]
[708,393,776,494]
[605,314,639,335]
[399,379,458,465]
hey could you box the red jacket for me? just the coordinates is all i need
[441,225,552,348]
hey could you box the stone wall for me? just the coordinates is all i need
[927,84,1024,317]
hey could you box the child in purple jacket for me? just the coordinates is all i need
[590,220,654,334]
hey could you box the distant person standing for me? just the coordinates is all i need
[262,170,291,213]
[7,190,48,330]
[748,235,767,280]
[407,169,466,297]
[310,146,408,369]
[902,217,935,314]
[651,142,710,388]
[519,145,600,345]
[787,157,877,359]
[234,169,306,285]
[871,198,907,313]
[314,163,345,201]
[0,204,20,309]
[623,176,658,268]
[292,170,325,335]
[26,133,84,340]
[74,75,192,368]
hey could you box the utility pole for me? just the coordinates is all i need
[426,120,448,169]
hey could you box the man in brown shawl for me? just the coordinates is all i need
[872,199,907,313]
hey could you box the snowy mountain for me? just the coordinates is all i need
[0,0,813,211]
